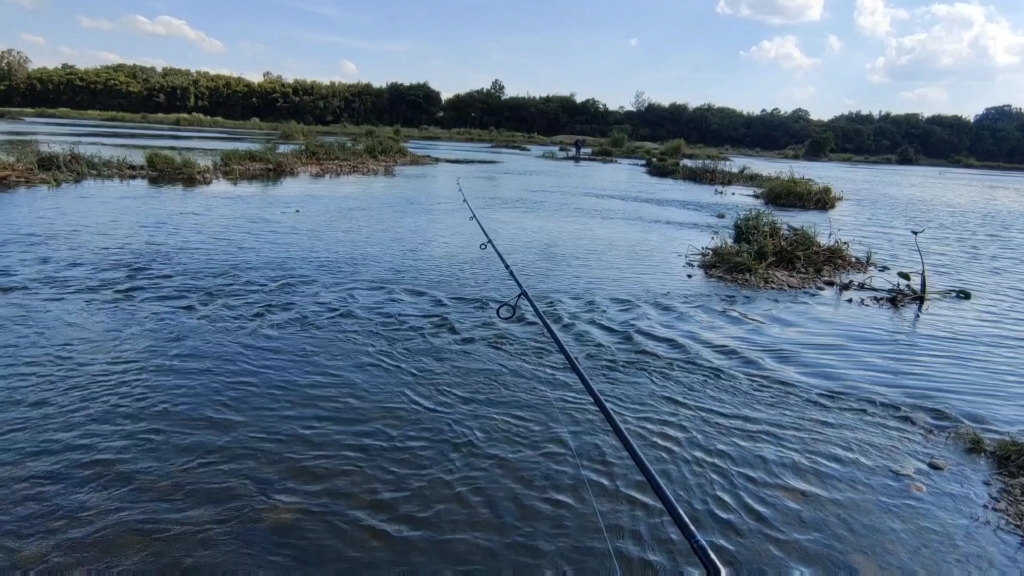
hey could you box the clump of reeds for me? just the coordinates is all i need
[1,141,147,188]
[144,151,214,184]
[279,122,312,141]
[696,209,864,288]
[757,171,843,210]
[646,159,843,210]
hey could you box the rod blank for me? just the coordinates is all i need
[458,180,724,575]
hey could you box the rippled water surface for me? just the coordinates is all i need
[2,119,1023,571]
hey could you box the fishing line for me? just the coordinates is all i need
[458,179,724,575]
[507,328,620,574]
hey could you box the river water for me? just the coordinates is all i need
[1,119,1022,571]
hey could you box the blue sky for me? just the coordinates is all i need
[3,0,1024,118]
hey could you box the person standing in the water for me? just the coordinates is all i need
[573,138,583,159]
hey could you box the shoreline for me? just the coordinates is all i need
[6,108,1024,173]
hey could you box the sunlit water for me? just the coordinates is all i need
[1,119,1022,571]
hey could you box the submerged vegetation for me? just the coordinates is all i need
[646,160,842,210]
[952,426,1024,537]
[1,136,436,190]
[695,210,865,288]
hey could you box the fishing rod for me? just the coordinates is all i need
[457,179,724,575]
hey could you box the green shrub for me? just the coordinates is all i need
[803,130,835,159]
[592,145,615,157]
[758,172,842,210]
[896,144,919,165]
[607,131,629,149]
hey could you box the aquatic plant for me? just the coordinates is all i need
[696,209,864,288]
[144,151,214,183]
[591,146,616,157]
[1,141,147,188]
[843,230,972,308]
[646,160,843,210]
[757,171,842,210]
[279,122,312,141]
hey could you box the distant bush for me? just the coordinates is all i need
[591,145,616,157]
[896,144,919,165]
[607,131,629,149]
[757,172,842,210]
[803,130,834,159]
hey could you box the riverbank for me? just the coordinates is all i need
[0,108,580,147]
[5,107,1024,172]
[0,138,436,190]
[718,146,1024,172]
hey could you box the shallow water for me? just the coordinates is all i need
[1,119,1022,571]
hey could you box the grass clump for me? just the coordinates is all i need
[217,136,429,179]
[646,160,843,210]
[757,171,843,210]
[992,438,1024,478]
[144,151,214,183]
[2,140,146,188]
[951,425,989,455]
[951,426,1024,536]
[279,122,312,141]
[697,209,864,288]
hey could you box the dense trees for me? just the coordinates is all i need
[1,52,1023,165]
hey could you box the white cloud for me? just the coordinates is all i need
[629,38,638,46]
[716,0,824,24]
[92,51,122,63]
[122,15,225,53]
[900,85,949,102]
[855,0,909,37]
[741,36,820,70]
[843,97,858,105]
[340,59,358,76]
[58,46,79,58]
[826,34,842,54]
[20,33,46,47]
[867,3,1024,82]
[786,84,817,100]
[77,16,116,31]
[4,0,42,8]
[136,57,169,67]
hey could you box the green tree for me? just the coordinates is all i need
[804,130,835,159]
[896,144,919,165]
[488,79,506,100]
[0,49,32,82]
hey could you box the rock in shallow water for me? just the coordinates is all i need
[891,466,916,477]
[911,482,927,494]
[928,458,949,471]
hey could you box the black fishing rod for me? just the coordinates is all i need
[457,180,724,575]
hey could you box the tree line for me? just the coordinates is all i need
[2,49,1023,164]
